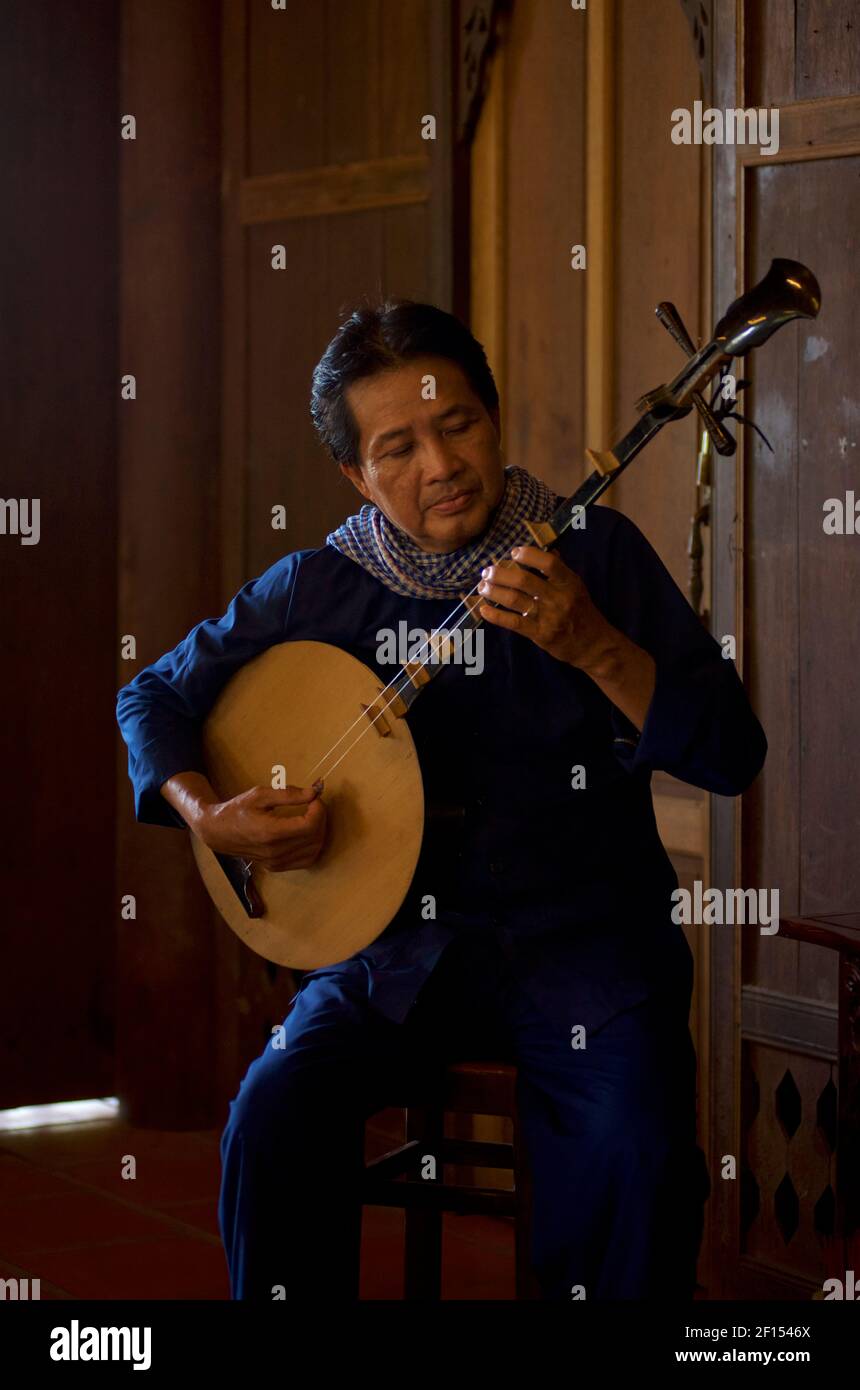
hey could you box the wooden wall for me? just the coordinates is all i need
[0,0,119,1109]
[611,1,705,576]
[225,0,452,585]
[497,0,587,498]
[478,0,704,585]
[115,0,222,1126]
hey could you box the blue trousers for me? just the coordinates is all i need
[218,931,710,1300]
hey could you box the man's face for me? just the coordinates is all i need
[339,355,505,553]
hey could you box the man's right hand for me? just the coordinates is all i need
[198,784,327,871]
[161,772,327,871]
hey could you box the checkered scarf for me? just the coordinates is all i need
[325,465,561,600]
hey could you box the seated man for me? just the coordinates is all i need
[116,299,766,1301]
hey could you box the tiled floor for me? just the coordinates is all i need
[0,1110,515,1300]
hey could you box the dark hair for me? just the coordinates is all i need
[310,298,499,467]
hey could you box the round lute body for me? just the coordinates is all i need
[191,640,424,968]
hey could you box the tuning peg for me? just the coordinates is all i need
[656,301,697,356]
[693,394,735,456]
[653,301,736,455]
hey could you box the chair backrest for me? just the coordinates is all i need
[441,1060,518,1117]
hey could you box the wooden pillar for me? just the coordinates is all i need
[584,0,616,463]
[116,0,222,1127]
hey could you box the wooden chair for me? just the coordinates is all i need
[361,1059,542,1299]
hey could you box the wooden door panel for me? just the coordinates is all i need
[746,0,860,106]
[742,1043,838,1279]
[247,0,433,177]
[709,0,860,1296]
[244,204,435,575]
[743,159,860,987]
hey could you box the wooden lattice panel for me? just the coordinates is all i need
[742,1041,838,1280]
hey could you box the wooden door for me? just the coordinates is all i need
[709,0,860,1298]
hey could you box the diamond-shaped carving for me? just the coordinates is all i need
[816,1078,837,1151]
[740,1165,760,1234]
[774,1173,800,1243]
[775,1069,802,1139]
[814,1184,836,1238]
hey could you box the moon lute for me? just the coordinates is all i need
[191,639,425,968]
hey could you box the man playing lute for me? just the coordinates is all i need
[117,300,766,1300]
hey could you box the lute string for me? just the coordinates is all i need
[302,568,493,782]
[302,532,542,784]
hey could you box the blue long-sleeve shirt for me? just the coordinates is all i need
[116,505,766,1038]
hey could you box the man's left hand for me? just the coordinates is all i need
[476,543,615,670]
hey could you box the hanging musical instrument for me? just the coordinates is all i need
[191,259,821,968]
